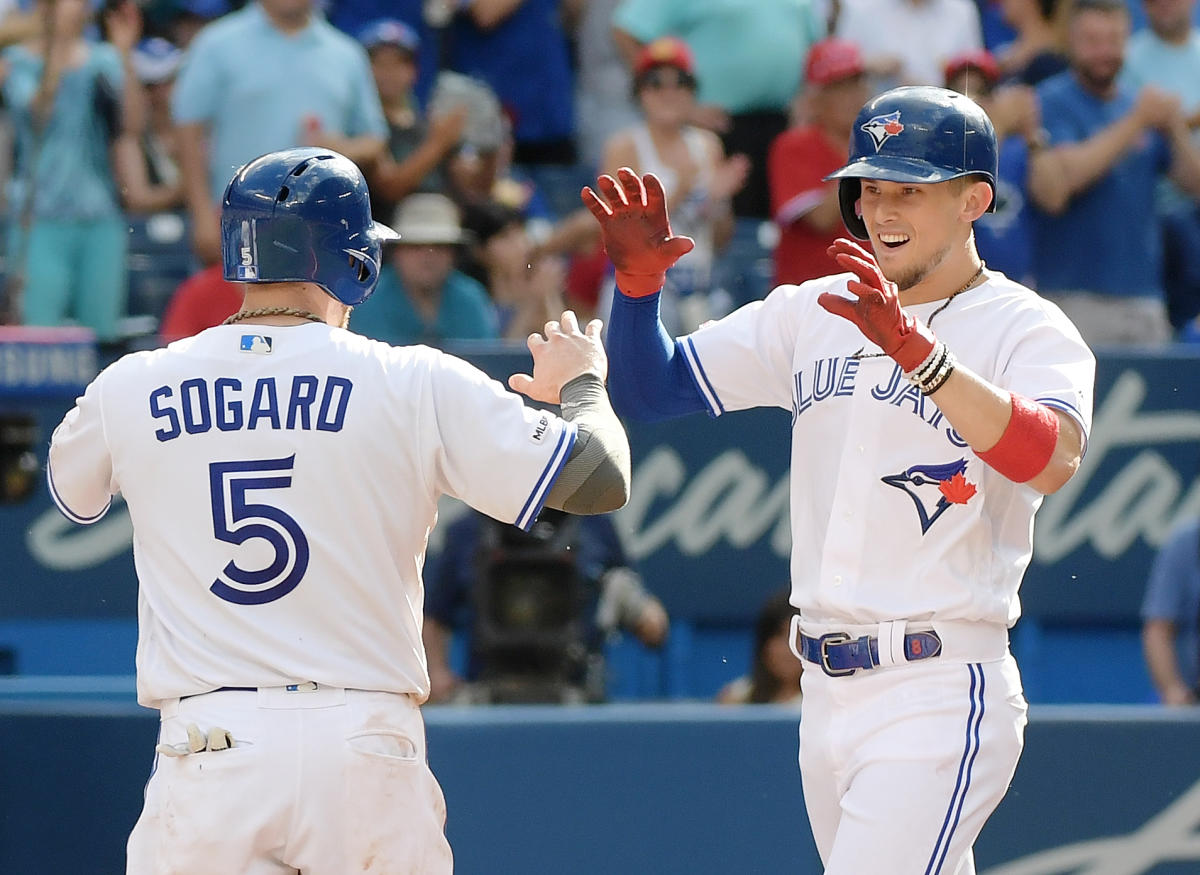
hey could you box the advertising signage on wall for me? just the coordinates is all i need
[3,344,1197,625]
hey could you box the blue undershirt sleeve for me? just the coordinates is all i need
[606,291,707,422]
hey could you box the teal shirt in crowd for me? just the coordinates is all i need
[170,2,387,201]
[352,266,499,347]
[2,42,124,220]
[612,0,824,113]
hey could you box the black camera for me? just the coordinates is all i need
[0,412,39,504]
[470,510,592,703]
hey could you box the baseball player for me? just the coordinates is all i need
[47,147,631,874]
[585,86,1095,873]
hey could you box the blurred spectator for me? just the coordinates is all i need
[1029,0,1200,346]
[163,0,230,49]
[944,50,1042,286]
[767,38,869,286]
[460,200,566,340]
[717,589,803,706]
[835,0,983,88]
[428,72,550,220]
[170,0,388,265]
[423,507,669,704]
[113,37,184,214]
[599,37,748,333]
[1142,516,1200,706]
[612,0,825,220]
[444,0,576,166]
[1123,0,1200,334]
[358,18,465,222]
[994,0,1069,85]
[325,0,437,106]
[572,0,639,170]
[158,264,241,341]
[351,193,499,345]
[1,0,138,341]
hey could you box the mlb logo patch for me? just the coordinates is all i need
[529,412,550,444]
[236,265,258,280]
[240,334,272,354]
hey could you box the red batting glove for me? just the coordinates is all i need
[817,238,936,373]
[581,168,695,297]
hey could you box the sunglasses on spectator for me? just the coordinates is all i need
[638,68,697,91]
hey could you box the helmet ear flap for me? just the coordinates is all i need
[336,248,382,306]
[838,179,869,240]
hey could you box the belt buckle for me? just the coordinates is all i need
[818,632,856,678]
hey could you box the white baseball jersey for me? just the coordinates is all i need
[47,324,576,708]
[679,271,1095,628]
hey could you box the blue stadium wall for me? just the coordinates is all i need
[3,341,1198,703]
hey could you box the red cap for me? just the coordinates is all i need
[634,37,695,77]
[943,50,1001,87]
[804,39,865,86]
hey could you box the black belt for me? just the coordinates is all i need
[797,629,942,677]
[180,686,256,700]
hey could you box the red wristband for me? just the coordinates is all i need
[976,394,1060,483]
[615,270,666,298]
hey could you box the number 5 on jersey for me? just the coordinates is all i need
[209,456,310,605]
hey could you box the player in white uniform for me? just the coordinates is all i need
[586,86,1095,873]
[47,147,632,874]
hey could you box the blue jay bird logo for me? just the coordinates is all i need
[861,111,905,151]
[881,458,977,534]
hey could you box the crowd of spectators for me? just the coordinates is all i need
[3,0,1200,702]
[0,0,1197,350]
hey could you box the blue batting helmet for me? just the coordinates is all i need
[221,147,398,306]
[824,86,998,240]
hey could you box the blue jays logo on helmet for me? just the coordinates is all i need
[823,86,999,240]
[860,111,905,151]
[881,458,977,534]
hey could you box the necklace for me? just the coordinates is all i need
[223,306,326,326]
[850,261,986,360]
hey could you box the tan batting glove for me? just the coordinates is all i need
[155,723,236,757]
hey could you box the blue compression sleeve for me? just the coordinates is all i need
[606,291,707,422]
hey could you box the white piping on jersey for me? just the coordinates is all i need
[682,337,723,416]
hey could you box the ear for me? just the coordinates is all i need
[961,179,994,223]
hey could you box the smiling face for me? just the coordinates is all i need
[857,177,992,291]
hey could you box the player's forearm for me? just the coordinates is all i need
[606,292,707,421]
[544,373,631,514]
[925,364,1083,494]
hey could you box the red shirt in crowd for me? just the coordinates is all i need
[160,265,243,342]
[768,126,846,286]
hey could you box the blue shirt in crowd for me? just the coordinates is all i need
[1033,71,1171,299]
[2,42,124,220]
[974,135,1034,287]
[448,0,574,146]
[1142,517,1200,692]
[351,265,498,346]
[171,2,387,201]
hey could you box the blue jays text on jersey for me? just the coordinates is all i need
[790,356,968,448]
[149,374,352,442]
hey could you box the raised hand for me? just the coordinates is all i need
[508,310,608,404]
[817,238,936,373]
[581,167,695,297]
